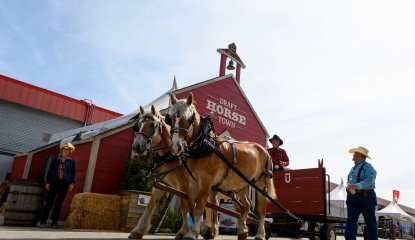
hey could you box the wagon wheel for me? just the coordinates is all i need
[320,224,336,240]
[308,222,320,240]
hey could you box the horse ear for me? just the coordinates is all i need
[187,92,193,106]
[151,105,157,115]
[170,93,177,105]
[140,106,145,114]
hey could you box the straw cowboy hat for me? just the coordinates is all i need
[349,146,371,159]
[269,134,283,145]
[60,142,75,154]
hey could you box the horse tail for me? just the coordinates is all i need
[266,153,277,200]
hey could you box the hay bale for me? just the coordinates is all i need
[66,192,121,230]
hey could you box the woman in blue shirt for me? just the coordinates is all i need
[345,146,377,240]
[38,142,76,228]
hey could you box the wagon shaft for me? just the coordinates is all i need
[153,182,259,224]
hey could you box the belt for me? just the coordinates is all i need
[356,189,374,193]
[347,189,374,195]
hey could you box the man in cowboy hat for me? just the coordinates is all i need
[345,146,377,240]
[38,142,76,228]
[267,134,290,171]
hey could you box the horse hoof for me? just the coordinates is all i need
[203,228,214,239]
[238,232,248,240]
[183,233,196,240]
[175,233,185,240]
[254,237,264,240]
[128,231,143,239]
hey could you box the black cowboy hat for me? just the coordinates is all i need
[269,134,283,145]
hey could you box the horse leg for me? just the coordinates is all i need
[176,198,190,240]
[254,180,267,240]
[236,190,251,240]
[200,191,218,239]
[129,188,164,239]
[184,184,211,240]
[209,191,219,238]
[183,183,197,240]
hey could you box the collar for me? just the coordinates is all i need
[353,160,365,169]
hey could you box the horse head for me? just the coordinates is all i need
[168,92,199,156]
[132,105,169,156]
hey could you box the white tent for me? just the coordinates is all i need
[328,178,347,218]
[330,178,347,201]
[377,200,415,222]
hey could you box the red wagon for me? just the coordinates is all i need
[265,160,347,240]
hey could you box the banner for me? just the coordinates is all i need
[393,190,400,203]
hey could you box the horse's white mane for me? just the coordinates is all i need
[169,99,196,120]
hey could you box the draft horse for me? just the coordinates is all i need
[169,93,276,240]
[129,105,216,240]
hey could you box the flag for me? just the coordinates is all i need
[393,190,400,203]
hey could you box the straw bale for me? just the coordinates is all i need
[66,192,121,230]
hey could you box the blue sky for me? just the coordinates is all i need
[1,1,415,209]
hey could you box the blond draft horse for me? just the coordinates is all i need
[169,93,276,240]
[129,105,216,240]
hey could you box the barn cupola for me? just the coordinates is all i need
[217,43,246,84]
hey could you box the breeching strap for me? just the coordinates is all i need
[210,144,303,223]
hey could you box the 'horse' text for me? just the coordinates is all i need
[206,98,246,128]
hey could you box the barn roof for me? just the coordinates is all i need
[48,82,177,144]
[0,74,122,124]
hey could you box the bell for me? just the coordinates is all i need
[226,59,235,70]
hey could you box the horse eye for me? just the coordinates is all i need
[150,122,155,129]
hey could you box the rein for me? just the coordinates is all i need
[209,143,303,223]
[137,116,198,184]
[174,113,304,223]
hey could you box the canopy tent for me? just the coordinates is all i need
[377,200,415,222]
[328,178,347,218]
[330,178,347,201]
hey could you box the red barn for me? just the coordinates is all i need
[7,43,270,220]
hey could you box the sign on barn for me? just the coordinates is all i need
[205,96,247,129]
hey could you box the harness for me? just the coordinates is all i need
[150,151,198,183]
[356,162,367,183]
[188,115,215,157]
[179,114,303,222]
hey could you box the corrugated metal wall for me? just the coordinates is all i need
[0,99,82,154]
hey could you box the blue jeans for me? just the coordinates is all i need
[273,166,284,171]
[345,190,378,240]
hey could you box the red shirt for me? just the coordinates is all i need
[268,147,289,167]
[57,161,65,179]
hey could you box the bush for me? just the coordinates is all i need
[120,154,153,191]
[158,208,183,233]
